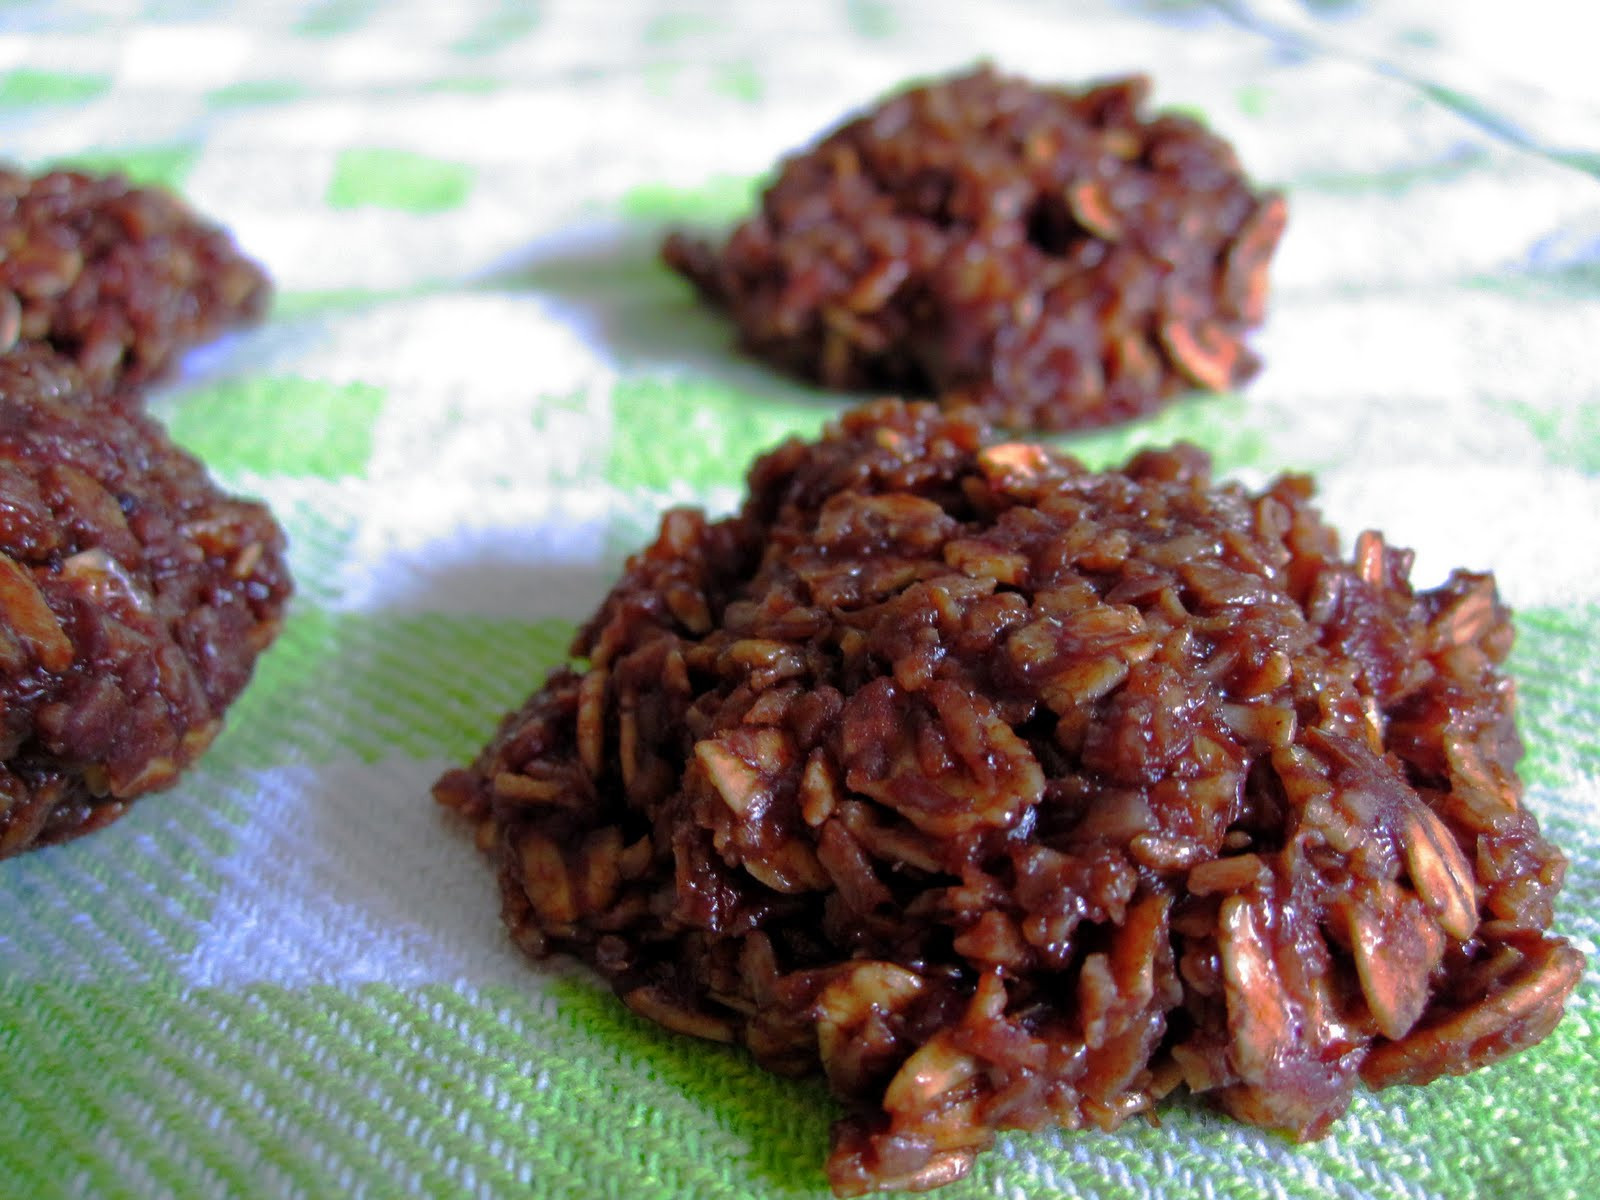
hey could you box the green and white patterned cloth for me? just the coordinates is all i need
[2,2,1597,1197]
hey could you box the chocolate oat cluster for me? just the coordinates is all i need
[0,164,271,397]
[665,67,1285,431]
[0,345,292,856]
[437,401,1581,1195]
[0,167,288,857]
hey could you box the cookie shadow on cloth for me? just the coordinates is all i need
[178,754,541,990]
[347,534,622,628]
[191,560,622,979]
[474,224,855,404]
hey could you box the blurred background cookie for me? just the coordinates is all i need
[665,67,1285,431]
[0,164,271,399]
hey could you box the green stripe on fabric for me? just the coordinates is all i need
[294,0,376,36]
[643,13,718,44]
[545,977,835,1191]
[0,982,338,1197]
[1506,402,1600,473]
[619,174,760,225]
[206,80,305,108]
[269,285,437,318]
[51,145,198,189]
[421,76,504,95]
[0,980,830,1200]
[165,377,385,479]
[452,2,542,54]
[644,62,681,98]
[846,0,898,38]
[534,972,1596,1200]
[1512,604,1600,789]
[714,62,763,103]
[606,376,835,492]
[0,975,1588,1200]
[1464,258,1600,299]
[210,608,577,770]
[327,148,475,214]
[1054,392,1272,476]
[0,68,110,107]
[1235,83,1271,117]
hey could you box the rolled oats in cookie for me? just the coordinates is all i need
[664,67,1285,431]
[437,400,1580,1195]
[0,344,292,857]
[0,164,271,396]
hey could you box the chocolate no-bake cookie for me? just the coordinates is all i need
[438,400,1580,1194]
[664,67,1285,431]
[0,164,271,396]
[0,345,291,857]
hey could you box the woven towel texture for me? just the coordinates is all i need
[1,2,1597,1198]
